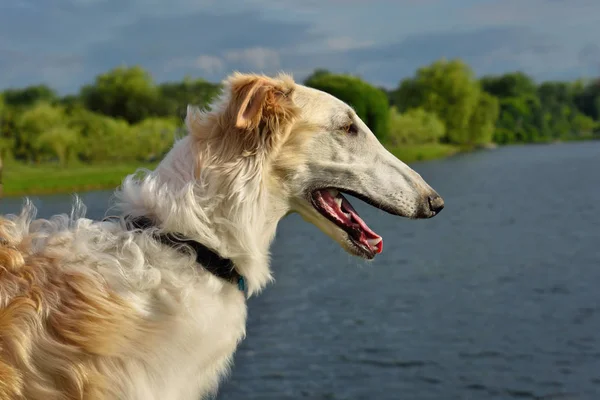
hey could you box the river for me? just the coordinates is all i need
[1,142,599,399]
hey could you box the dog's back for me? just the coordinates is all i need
[0,209,144,399]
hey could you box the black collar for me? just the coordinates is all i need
[124,216,245,292]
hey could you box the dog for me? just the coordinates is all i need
[0,72,444,400]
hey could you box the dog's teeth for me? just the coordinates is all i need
[367,238,382,247]
[335,197,343,208]
[327,189,339,197]
[343,211,351,219]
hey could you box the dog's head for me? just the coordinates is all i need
[187,72,443,260]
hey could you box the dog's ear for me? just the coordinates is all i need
[186,73,299,163]
[227,73,298,132]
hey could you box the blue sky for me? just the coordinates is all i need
[1,0,599,94]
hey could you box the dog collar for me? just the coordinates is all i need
[124,216,245,292]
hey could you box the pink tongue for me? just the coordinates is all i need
[318,190,383,254]
[341,198,380,237]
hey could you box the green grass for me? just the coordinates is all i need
[2,161,158,197]
[387,143,461,163]
[1,143,462,197]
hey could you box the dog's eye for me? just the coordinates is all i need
[343,123,358,135]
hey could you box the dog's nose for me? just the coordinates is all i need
[428,195,444,214]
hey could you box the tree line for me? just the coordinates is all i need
[1,59,599,167]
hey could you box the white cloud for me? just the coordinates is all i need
[162,48,281,76]
[163,54,225,74]
[193,55,225,74]
[224,47,281,70]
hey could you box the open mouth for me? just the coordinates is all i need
[310,188,383,259]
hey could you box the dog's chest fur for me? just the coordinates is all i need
[116,282,248,400]
[95,228,249,400]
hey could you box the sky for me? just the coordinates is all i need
[1,0,599,94]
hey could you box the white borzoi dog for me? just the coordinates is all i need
[0,72,444,400]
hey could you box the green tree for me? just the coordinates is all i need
[574,79,600,121]
[483,74,598,143]
[0,102,17,161]
[80,65,160,124]
[59,94,85,111]
[572,113,597,137]
[68,107,133,162]
[304,71,390,140]
[480,72,537,99]
[0,96,6,187]
[536,81,588,140]
[481,72,550,143]
[35,126,79,166]
[2,85,58,108]
[492,96,544,143]
[467,91,500,145]
[388,107,445,145]
[157,77,222,120]
[129,118,180,161]
[391,58,487,145]
[15,103,72,163]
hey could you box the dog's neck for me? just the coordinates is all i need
[114,136,287,296]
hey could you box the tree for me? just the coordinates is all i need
[391,58,486,145]
[67,107,132,163]
[538,81,574,108]
[35,126,79,166]
[536,81,591,140]
[492,96,544,143]
[0,96,5,191]
[572,113,597,137]
[304,71,390,140]
[482,73,599,143]
[388,107,445,145]
[2,85,58,108]
[574,79,600,120]
[480,72,539,143]
[0,99,17,162]
[129,118,180,161]
[59,94,85,111]
[80,65,160,124]
[467,92,500,145]
[157,78,222,120]
[480,72,537,99]
[15,103,71,163]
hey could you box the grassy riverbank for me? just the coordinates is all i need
[2,161,157,197]
[388,143,461,163]
[2,143,461,197]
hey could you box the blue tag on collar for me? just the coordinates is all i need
[237,276,246,292]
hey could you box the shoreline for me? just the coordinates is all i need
[3,138,596,198]
[2,162,157,198]
[4,183,129,198]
